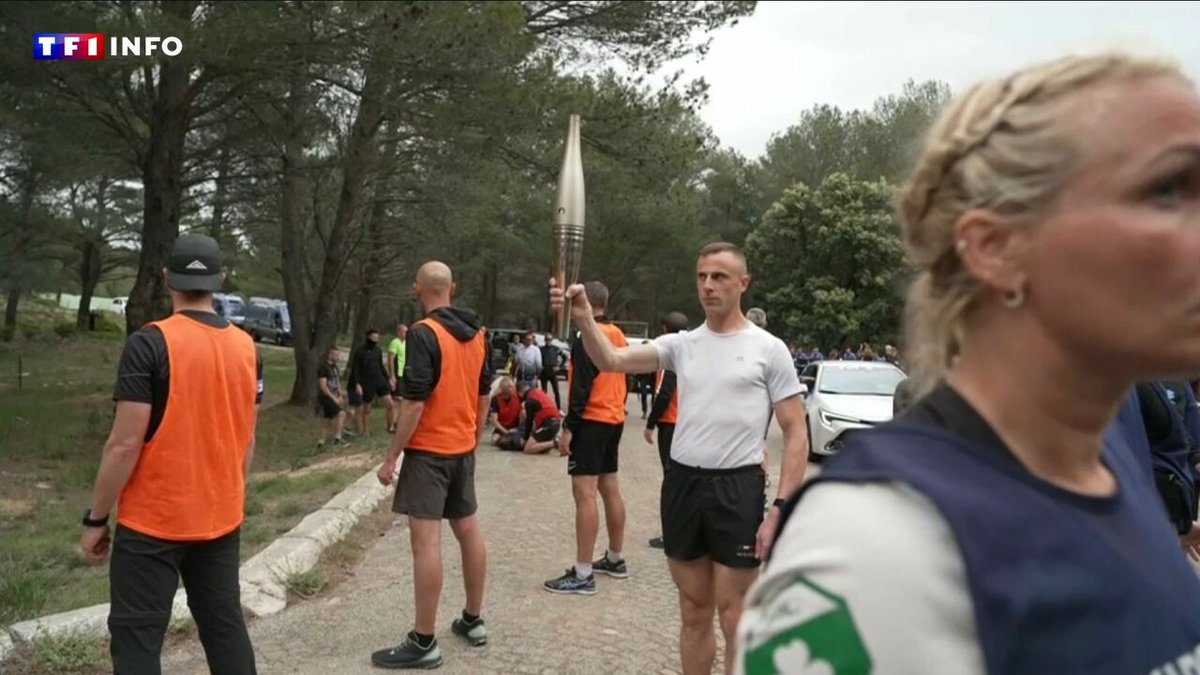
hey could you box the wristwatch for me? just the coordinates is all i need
[772,498,788,509]
[82,510,109,528]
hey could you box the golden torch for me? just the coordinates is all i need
[552,114,585,340]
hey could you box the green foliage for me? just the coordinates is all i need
[750,79,952,226]
[53,321,75,338]
[285,569,328,600]
[34,634,106,672]
[745,173,910,349]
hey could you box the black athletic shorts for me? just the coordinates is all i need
[567,420,622,476]
[661,460,765,569]
[348,386,362,407]
[391,377,405,399]
[317,395,342,420]
[361,382,390,404]
[532,418,561,443]
[392,450,477,520]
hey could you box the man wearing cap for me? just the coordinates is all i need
[80,234,262,674]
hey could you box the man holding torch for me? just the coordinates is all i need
[548,242,810,675]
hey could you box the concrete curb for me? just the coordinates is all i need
[1,464,391,662]
[0,631,14,663]
[240,468,390,617]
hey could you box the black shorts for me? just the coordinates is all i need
[348,387,363,407]
[391,377,405,399]
[392,450,478,520]
[361,383,390,404]
[661,460,765,569]
[532,418,561,442]
[317,395,342,420]
[567,420,622,476]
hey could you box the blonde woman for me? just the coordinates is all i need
[735,53,1200,674]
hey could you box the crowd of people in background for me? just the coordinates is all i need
[788,341,902,372]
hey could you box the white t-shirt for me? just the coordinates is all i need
[653,321,802,469]
[734,482,986,674]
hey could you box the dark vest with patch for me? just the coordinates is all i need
[778,391,1200,675]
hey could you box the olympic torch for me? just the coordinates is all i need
[552,114,585,340]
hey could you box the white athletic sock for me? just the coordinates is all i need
[607,550,623,563]
[575,562,592,579]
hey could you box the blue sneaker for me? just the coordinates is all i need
[543,567,597,595]
[592,553,629,579]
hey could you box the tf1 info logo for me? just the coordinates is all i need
[33,34,183,60]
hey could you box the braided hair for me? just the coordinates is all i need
[896,52,1186,398]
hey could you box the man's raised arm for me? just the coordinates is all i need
[549,279,659,374]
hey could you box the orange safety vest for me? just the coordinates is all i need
[406,317,488,455]
[568,321,628,425]
[117,313,258,541]
[655,370,679,425]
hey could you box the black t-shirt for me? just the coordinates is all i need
[317,361,341,399]
[539,343,559,375]
[351,342,389,390]
[112,310,264,443]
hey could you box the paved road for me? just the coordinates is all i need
[163,396,807,674]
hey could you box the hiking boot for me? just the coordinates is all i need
[451,615,487,647]
[370,632,442,669]
[592,553,629,579]
[543,567,597,595]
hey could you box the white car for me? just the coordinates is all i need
[799,360,907,460]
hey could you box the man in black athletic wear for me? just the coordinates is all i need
[351,328,392,436]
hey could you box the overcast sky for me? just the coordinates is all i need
[652,1,1200,160]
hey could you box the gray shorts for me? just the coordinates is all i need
[392,450,478,520]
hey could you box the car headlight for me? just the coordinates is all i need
[819,410,862,427]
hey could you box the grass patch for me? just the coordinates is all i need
[281,501,394,608]
[4,633,109,675]
[0,310,389,626]
[35,633,106,673]
[285,569,328,600]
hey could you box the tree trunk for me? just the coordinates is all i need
[207,146,230,286]
[280,64,317,406]
[349,129,397,345]
[482,261,498,326]
[4,159,40,341]
[208,146,229,241]
[125,55,196,335]
[77,178,110,331]
[308,39,391,396]
[3,288,19,341]
[76,242,101,331]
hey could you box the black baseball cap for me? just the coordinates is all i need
[166,234,223,292]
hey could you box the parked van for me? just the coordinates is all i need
[213,293,247,328]
[245,300,292,345]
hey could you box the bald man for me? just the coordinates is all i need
[372,261,492,670]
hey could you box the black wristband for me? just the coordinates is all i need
[82,510,109,528]
[772,498,787,509]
